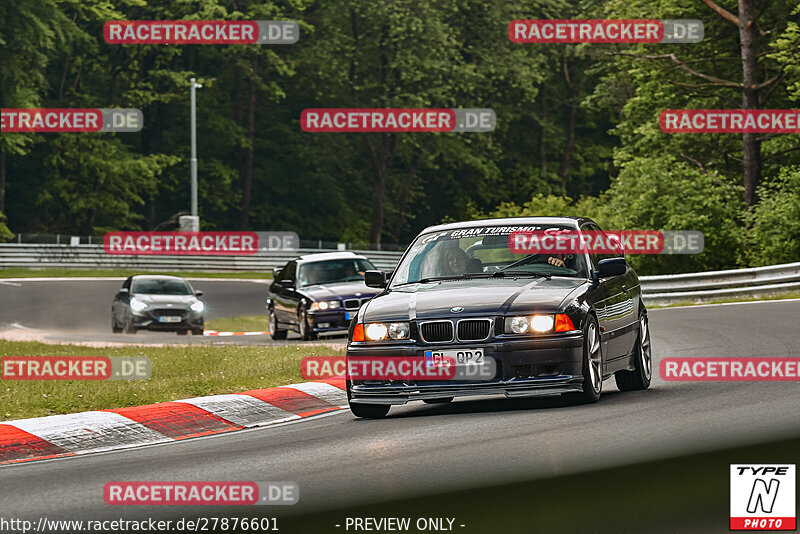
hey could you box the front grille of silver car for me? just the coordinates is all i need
[419,320,454,343]
[456,319,492,341]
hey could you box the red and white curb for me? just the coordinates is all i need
[203,330,270,336]
[0,378,346,465]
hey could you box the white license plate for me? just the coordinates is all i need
[317,322,330,328]
[158,316,181,323]
[424,349,484,366]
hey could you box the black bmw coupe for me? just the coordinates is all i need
[267,252,382,340]
[346,217,652,418]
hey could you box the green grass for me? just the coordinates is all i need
[0,268,271,279]
[205,315,269,332]
[649,289,800,309]
[0,340,341,421]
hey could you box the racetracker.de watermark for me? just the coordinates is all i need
[1,357,151,380]
[509,19,703,43]
[660,110,800,133]
[104,481,298,505]
[301,355,496,381]
[104,21,299,44]
[104,231,262,255]
[508,230,704,255]
[1,108,142,133]
[661,358,800,381]
[301,109,495,133]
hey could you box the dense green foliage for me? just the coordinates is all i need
[1,0,798,273]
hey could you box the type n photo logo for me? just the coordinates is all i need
[730,464,796,530]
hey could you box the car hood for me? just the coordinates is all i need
[131,294,197,306]
[364,277,587,321]
[301,281,380,301]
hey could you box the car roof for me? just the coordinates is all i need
[130,274,188,281]
[296,251,368,264]
[419,216,595,234]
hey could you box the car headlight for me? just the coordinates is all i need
[363,322,410,341]
[530,315,554,333]
[311,300,340,311]
[190,300,204,312]
[130,298,147,312]
[388,322,410,340]
[506,314,575,334]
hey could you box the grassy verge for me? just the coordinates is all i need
[0,340,341,421]
[205,315,269,332]
[0,268,270,279]
[649,289,800,309]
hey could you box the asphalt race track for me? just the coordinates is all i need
[1,296,799,532]
[0,278,344,346]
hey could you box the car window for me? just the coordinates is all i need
[131,278,193,295]
[582,223,622,271]
[281,262,297,282]
[298,258,375,286]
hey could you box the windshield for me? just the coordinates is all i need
[131,278,193,295]
[390,225,589,286]
[298,258,375,286]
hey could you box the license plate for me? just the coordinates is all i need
[317,322,330,328]
[158,316,181,323]
[424,349,484,367]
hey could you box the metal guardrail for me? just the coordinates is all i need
[640,261,800,306]
[0,244,405,273]
[0,244,797,305]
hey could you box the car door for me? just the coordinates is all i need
[114,277,133,323]
[273,261,299,324]
[594,225,637,366]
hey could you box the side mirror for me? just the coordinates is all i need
[272,268,281,279]
[364,270,387,289]
[194,290,204,297]
[280,279,295,289]
[598,257,627,278]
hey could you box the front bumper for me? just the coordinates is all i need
[347,333,584,404]
[308,309,359,334]
[131,309,204,331]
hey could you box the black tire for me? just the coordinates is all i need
[349,402,390,419]
[111,313,123,334]
[177,329,188,336]
[268,308,288,340]
[192,328,205,336]
[615,311,653,391]
[423,397,453,404]
[298,304,318,341]
[573,315,603,403]
[124,316,137,334]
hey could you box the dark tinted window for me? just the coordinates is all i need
[131,278,192,295]
[298,258,375,286]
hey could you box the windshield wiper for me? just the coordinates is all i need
[492,270,551,280]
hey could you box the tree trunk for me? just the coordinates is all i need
[558,99,578,195]
[538,91,548,179]
[0,147,6,214]
[368,134,390,246]
[738,0,760,206]
[240,56,258,230]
